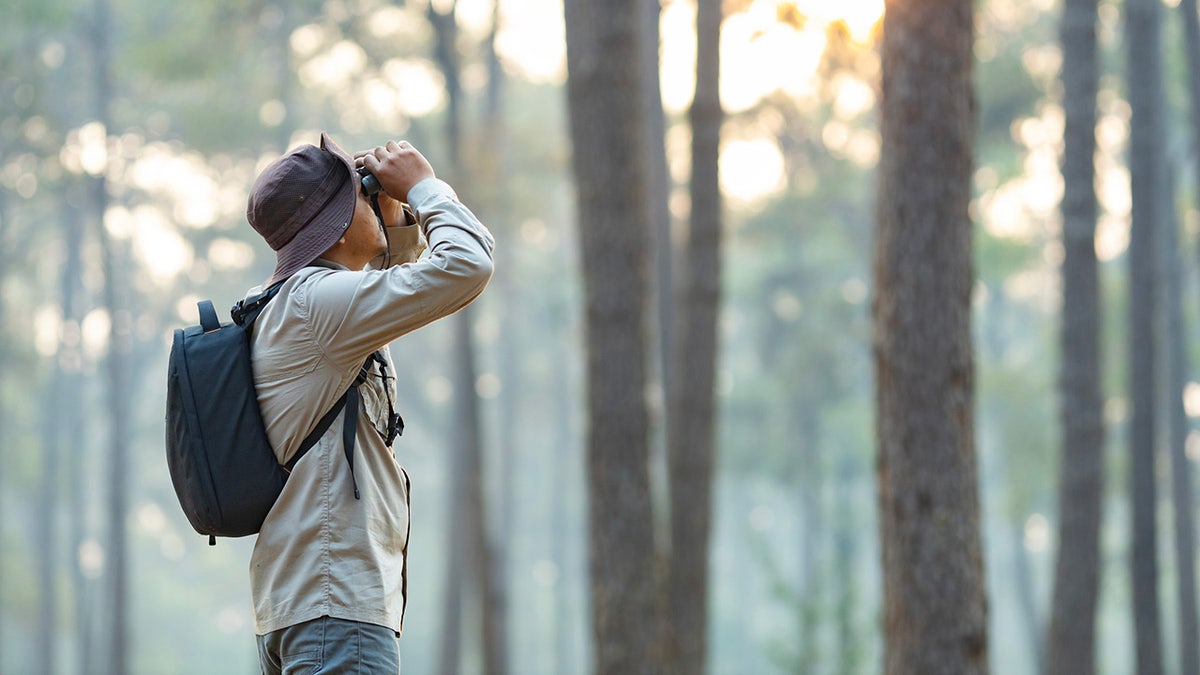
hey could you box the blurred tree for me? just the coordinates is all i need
[478,3,515,673]
[1045,0,1104,672]
[873,0,987,674]
[1173,3,1200,675]
[1186,0,1200,300]
[1125,0,1166,672]
[427,2,507,673]
[563,0,662,671]
[665,0,722,673]
[86,0,135,672]
[640,0,673,508]
[1161,157,1199,675]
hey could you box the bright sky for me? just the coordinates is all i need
[489,0,884,203]
[82,0,883,292]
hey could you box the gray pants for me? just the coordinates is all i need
[257,616,400,674]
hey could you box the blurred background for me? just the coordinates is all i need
[0,0,1196,673]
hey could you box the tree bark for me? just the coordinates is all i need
[1044,0,1104,672]
[481,7,514,671]
[89,0,131,671]
[641,0,673,538]
[665,0,722,673]
[1125,0,1166,672]
[563,0,660,671]
[1161,157,1199,675]
[1174,3,1200,672]
[36,206,81,675]
[0,191,6,672]
[428,3,506,673]
[873,1,987,673]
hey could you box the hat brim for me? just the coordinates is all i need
[264,133,359,287]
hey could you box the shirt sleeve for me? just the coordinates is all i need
[369,220,426,268]
[299,178,496,368]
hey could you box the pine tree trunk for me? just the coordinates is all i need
[873,1,987,673]
[1045,0,1104,671]
[665,0,722,672]
[641,0,673,535]
[1176,5,1200,672]
[563,0,660,671]
[1161,158,1200,675]
[0,192,7,672]
[1125,0,1165,672]
[428,3,506,671]
[1173,3,1200,673]
[90,0,130,671]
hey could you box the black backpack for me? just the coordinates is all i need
[165,284,371,545]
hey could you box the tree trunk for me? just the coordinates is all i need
[457,305,503,675]
[563,0,660,671]
[1045,0,1104,672]
[0,191,6,671]
[1184,0,1200,335]
[1125,0,1166,672]
[436,512,465,675]
[1162,157,1200,675]
[481,7,513,670]
[428,2,505,673]
[873,1,987,673]
[1174,3,1200,672]
[89,0,130,671]
[640,0,673,566]
[36,206,81,675]
[665,0,722,673]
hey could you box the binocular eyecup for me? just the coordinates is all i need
[358,167,382,197]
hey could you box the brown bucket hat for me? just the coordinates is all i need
[247,132,360,287]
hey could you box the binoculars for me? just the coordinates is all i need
[358,167,382,197]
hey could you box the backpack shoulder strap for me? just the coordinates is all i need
[283,389,352,474]
[280,354,376,501]
[231,281,286,327]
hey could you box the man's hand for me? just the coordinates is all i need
[356,140,436,205]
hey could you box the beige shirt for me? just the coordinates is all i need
[246,178,494,635]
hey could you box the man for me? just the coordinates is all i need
[244,132,494,674]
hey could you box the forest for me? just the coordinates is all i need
[2,0,1199,673]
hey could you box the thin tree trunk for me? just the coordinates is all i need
[1161,157,1200,675]
[665,0,722,673]
[640,0,673,574]
[89,0,130,671]
[1045,0,1104,671]
[874,1,987,673]
[1184,0,1200,330]
[436,521,465,675]
[1174,4,1200,673]
[36,207,79,675]
[428,3,505,672]
[1125,0,1166,672]
[456,305,502,675]
[481,6,513,670]
[642,0,671,397]
[563,0,660,671]
[0,182,8,672]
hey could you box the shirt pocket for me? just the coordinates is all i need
[358,374,395,444]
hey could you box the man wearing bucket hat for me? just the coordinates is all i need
[244,132,494,674]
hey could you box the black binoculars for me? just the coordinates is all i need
[358,167,382,197]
